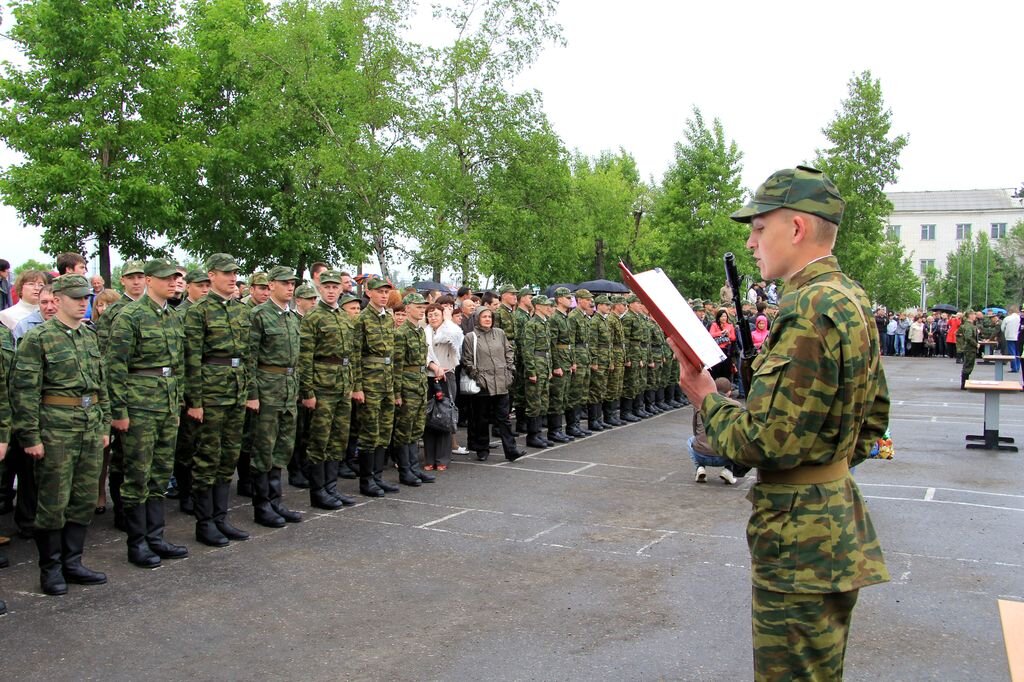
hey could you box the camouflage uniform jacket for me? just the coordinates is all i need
[298,301,356,399]
[183,291,252,408]
[394,320,428,401]
[648,317,668,365]
[248,300,300,407]
[106,295,185,419]
[95,293,137,353]
[608,313,625,367]
[702,256,890,594]
[567,308,591,366]
[589,312,612,368]
[547,309,573,371]
[513,307,532,342]
[175,298,196,316]
[956,320,978,353]
[494,304,517,345]
[622,311,646,365]
[353,303,394,394]
[12,318,110,446]
[521,314,552,379]
[0,325,14,443]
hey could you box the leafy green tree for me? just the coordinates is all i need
[649,107,750,299]
[940,233,1006,310]
[996,219,1024,305]
[872,236,923,310]
[814,70,912,303]
[0,0,181,283]
[13,258,53,275]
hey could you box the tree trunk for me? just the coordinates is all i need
[594,238,605,279]
[99,231,112,286]
[296,254,308,282]
[432,264,441,283]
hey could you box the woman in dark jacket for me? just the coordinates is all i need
[461,308,526,462]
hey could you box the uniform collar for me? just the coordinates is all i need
[784,255,840,292]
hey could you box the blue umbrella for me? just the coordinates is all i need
[982,307,1007,315]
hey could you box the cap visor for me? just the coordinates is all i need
[64,287,92,298]
[729,202,780,223]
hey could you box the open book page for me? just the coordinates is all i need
[626,267,727,371]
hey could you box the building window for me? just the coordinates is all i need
[921,224,936,240]
[992,222,1007,239]
[956,223,972,240]
[886,224,901,239]
[919,259,935,275]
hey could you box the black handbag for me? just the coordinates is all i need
[426,377,459,433]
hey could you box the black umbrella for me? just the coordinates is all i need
[543,283,577,297]
[412,281,452,293]
[930,303,958,313]
[575,278,630,294]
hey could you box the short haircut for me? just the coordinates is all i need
[391,302,406,313]
[56,252,86,274]
[456,286,471,298]
[14,270,46,296]
[481,291,498,305]
[0,259,9,272]
[435,294,455,306]
[339,271,351,278]
[38,284,54,297]
[310,262,328,275]
[811,214,838,247]
[425,303,444,317]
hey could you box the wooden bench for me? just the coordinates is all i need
[964,380,1020,451]
[999,599,1024,681]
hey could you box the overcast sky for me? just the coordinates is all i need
[3,0,1022,271]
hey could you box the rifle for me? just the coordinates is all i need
[724,252,756,394]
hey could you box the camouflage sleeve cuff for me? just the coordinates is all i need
[0,427,9,444]
[19,432,41,448]
[110,406,129,422]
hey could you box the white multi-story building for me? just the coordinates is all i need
[885,189,1024,277]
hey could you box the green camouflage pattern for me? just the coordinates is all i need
[299,301,357,464]
[606,312,626,401]
[183,290,252,408]
[249,300,301,473]
[621,309,647,397]
[588,310,611,404]
[0,325,14,443]
[192,404,245,487]
[94,293,137,353]
[512,306,533,415]
[520,311,551,417]
[546,308,573,414]
[393,319,428,445]
[702,256,890,594]
[354,302,395,448]
[731,165,845,226]
[752,586,858,681]
[494,303,517,344]
[567,307,591,409]
[958,319,978,376]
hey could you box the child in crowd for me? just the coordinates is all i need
[687,377,748,484]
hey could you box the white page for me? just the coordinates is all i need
[632,268,727,370]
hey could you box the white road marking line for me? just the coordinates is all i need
[417,509,472,529]
[924,487,936,501]
[523,522,565,543]
[861,483,1024,500]
[635,531,676,556]
[565,463,598,475]
[889,550,1024,570]
[865,495,1024,512]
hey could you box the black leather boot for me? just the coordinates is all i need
[325,461,357,505]
[566,408,589,437]
[634,394,652,418]
[373,446,400,493]
[359,448,385,497]
[396,444,422,486]
[603,400,623,426]
[407,444,435,483]
[61,522,107,584]
[193,487,229,547]
[548,414,572,443]
[212,482,249,541]
[235,452,253,498]
[656,388,672,410]
[646,389,662,414]
[268,468,302,522]
[587,404,606,431]
[308,462,344,510]
[35,529,67,596]
[620,397,640,422]
[125,504,161,568]
[109,471,126,532]
[526,416,549,448]
[252,472,286,528]
[145,497,188,559]
[961,373,968,390]
[287,449,310,488]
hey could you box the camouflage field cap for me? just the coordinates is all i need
[318,270,342,285]
[553,287,573,299]
[610,295,626,305]
[250,271,270,287]
[121,260,146,276]
[692,302,704,311]
[365,276,393,290]
[517,287,535,299]
[594,294,610,305]
[52,274,91,298]
[498,284,517,296]
[626,294,640,304]
[574,288,593,300]
[339,293,361,306]
[730,165,845,226]
[403,292,427,305]
[144,258,179,278]
[206,253,240,273]
[268,266,299,282]
[532,295,552,306]
[294,283,318,299]
[185,269,210,284]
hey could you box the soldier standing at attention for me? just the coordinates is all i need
[588,295,614,430]
[353,276,401,497]
[247,266,304,527]
[620,295,646,421]
[673,166,890,681]
[107,259,189,568]
[957,310,980,390]
[392,293,436,485]
[236,271,271,498]
[606,296,629,424]
[566,289,594,437]
[12,275,110,595]
[183,254,252,547]
[546,288,575,443]
[339,292,364,480]
[521,295,553,449]
[95,260,147,532]
[287,283,319,489]
[512,287,534,433]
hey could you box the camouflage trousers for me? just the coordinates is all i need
[192,404,245,490]
[120,409,179,507]
[623,363,643,398]
[34,426,103,531]
[962,349,977,376]
[174,406,198,474]
[307,392,351,465]
[525,359,550,418]
[548,369,570,415]
[357,386,396,449]
[607,357,625,401]
[394,384,427,446]
[250,403,297,473]
[588,365,608,404]
[569,361,591,409]
[752,587,859,682]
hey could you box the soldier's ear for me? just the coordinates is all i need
[790,213,811,245]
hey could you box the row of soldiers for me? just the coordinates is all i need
[495,286,686,449]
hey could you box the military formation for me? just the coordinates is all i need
[0,252,696,609]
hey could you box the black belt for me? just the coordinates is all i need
[203,356,242,367]
[129,367,175,377]
[316,357,350,366]
[534,351,548,357]
[258,364,295,375]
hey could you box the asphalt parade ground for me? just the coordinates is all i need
[1,356,1022,681]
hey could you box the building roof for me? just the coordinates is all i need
[888,189,1022,213]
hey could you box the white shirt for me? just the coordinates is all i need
[1001,312,1020,342]
[0,299,39,331]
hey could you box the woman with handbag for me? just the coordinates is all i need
[708,308,736,381]
[423,303,463,471]
[461,308,527,462]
